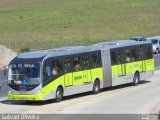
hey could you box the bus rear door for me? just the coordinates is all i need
[64,58,73,86]
[117,50,126,76]
[83,56,92,83]
[139,47,146,72]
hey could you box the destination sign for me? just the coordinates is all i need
[9,64,35,68]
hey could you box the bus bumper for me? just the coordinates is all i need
[8,92,44,101]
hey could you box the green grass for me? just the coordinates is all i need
[0,0,160,52]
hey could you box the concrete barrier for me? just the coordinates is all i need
[0,44,17,67]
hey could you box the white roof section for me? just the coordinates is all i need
[147,36,160,40]
[92,40,151,49]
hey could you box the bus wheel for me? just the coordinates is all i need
[93,80,100,94]
[55,87,63,102]
[133,73,140,86]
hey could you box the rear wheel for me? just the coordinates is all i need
[93,80,100,94]
[133,73,140,86]
[55,87,63,102]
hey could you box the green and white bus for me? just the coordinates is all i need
[7,40,154,102]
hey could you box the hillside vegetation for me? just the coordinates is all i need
[0,0,159,52]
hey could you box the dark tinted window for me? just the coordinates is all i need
[91,53,101,68]
[151,39,158,44]
[45,65,52,77]
[82,56,89,70]
[111,51,117,65]
[125,49,131,63]
[64,58,71,73]
[145,45,153,59]
[137,47,144,61]
[130,48,138,62]
[73,57,81,71]
[117,50,125,64]
[52,60,63,75]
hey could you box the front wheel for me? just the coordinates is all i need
[133,73,140,86]
[93,80,100,94]
[55,87,63,102]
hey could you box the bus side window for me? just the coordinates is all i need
[117,50,125,64]
[45,66,51,76]
[64,58,71,73]
[73,57,81,71]
[91,53,101,68]
[137,47,144,61]
[52,60,62,75]
[145,45,153,59]
[125,49,131,63]
[82,56,89,70]
[131,48,138,62]
[111,51,116,65]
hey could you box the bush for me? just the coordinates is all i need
[19,47,30,53]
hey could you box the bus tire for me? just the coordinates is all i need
[133,73,140,86]
[93,80,100,94]
[55,87,63,102]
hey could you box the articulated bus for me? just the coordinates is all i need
[7,40,154,102]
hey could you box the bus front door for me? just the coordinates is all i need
[65,73,73,86]
[117,50,126,76]
[83,70,92,83]
[64,58,73,87]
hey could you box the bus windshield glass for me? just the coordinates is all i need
[8,63,41,86]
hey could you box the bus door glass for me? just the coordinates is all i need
[138,47,146,72]
[73,57,83,85]
[82,56,91,83]
[64,58,73,86]
[145,45,153,71]
[117,50,126,76]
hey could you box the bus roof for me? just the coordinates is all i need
[92,40,151,49]
[10,40,151,63]
[13,46,99,61]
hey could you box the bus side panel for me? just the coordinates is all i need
[125,61,144,75]
[72,71,84,85]
[64,73,73,86]
[83,70,92,83]
[41,76,65,99]
[68,73,73,86]
[91,68,103,82]
[145,59,154,72]
[64,73,69,86]
[111,65,119,79]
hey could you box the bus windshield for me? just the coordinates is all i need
[8,63,41,86]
